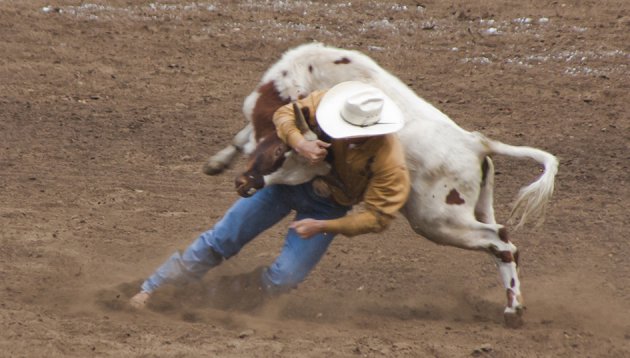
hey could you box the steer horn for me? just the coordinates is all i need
[292,102,312,136]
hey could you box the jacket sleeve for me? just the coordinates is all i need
[272,91,325,148]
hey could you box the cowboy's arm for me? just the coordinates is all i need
[322,163,409,236]
[273,91,327,150]
[294,137,410,237]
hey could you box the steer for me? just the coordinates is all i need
[204,43,559,327]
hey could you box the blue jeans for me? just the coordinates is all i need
[141,182,350,294]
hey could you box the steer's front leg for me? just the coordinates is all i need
[204,123,253,175]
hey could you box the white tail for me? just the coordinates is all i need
[485,138,559,230]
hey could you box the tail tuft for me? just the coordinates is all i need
[486,138,559,230]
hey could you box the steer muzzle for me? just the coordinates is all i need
[235,173,265,198]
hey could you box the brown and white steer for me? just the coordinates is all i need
[203,43,558,327]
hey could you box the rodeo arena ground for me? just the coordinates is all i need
[1,1,629,357]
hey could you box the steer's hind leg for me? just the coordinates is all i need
[490,229,524,328]
[473,158,524,327]
[203,123,253,175]
[447,224,524,328]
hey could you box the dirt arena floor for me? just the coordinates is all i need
[1,1,629,357]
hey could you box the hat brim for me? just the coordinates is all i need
[316,81,405,139]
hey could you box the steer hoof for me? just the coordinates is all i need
[203,161,226,175]
[503,306,525,328]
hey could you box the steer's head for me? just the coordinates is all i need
[235,134,289,197]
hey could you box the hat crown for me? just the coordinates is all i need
[316,81,404,139]
[340,89,384,127]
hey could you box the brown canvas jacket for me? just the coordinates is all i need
[273,90,410,237]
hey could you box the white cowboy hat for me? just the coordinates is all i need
[316,81,404,139]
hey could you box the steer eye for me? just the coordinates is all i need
[274,147,285,157]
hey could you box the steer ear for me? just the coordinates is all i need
[292,102,311,135]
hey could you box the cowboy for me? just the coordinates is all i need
[130,81,410,308]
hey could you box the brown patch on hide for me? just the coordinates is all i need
[253,81,290,141]
[510,278,516,288]
[498,227,509,243]
[489,246,514,263]
[308,64,313,73]
[506,289,515,308]
[497,251,514,263]
[445,189,465,205]
[334,57,351,64]
[236,133,289,197]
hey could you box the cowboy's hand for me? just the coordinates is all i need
[290,218,326,239]
[295,139,330,164]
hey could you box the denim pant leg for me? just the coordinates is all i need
[142,185,291,293]
[262,184,350,294]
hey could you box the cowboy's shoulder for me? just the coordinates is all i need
[380,134,405,154]
[373,135,407,167]
[309,90,327,106]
